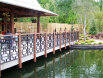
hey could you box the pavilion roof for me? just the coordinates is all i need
[0,0,57,17]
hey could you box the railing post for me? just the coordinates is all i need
[65,31,67,49]
[76,31,77,42]
[73,31,74,45]
[45,31,47,58]
[69,31,71,48]
[59,30,61,51]
[78,31,79,42]
[53,31,55,54]
[0,56,1,77]
[18,33,22,68]
[34,32,36,62]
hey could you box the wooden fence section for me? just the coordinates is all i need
[0,31,79,77]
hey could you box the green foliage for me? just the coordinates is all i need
[81,42,86,45]
[99,42,103,45]
[93,43,97,45]
[89,20,97,35]
[75,42,79,45]
[87,42,92,45]
[90,40,95,42]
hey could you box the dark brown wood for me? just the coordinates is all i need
[59,31,61,51]
[78,31,79,42]
[37,15,40,33]
[69,31,71,48]
[10,12,14,34]
[65,31,67,49]
[76,31,77,42]
[19,33,22,68]
[45,32,47,58]
[53,31,55,54]
[73,31,74,44]
[34,32,36,62]
[0,59,1,77]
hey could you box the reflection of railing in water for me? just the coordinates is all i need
[0,31,79,77]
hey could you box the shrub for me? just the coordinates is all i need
[90,40,95,42]
[87,42,92,45]
[86,38,89,40]
[99,42,102,45]
[89,20,97,35]
[88,34,91,37]
[80,38,82,40]
[81,42,86,45]
[93,43,97,45]
[75,42,79,45]
[85,40,90,43]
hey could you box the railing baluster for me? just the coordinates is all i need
[53,31,55,54]
[34,32,36,62]
[18,33,22,68]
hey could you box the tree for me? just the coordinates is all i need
[72,0,99,40]
[89,20,97,35]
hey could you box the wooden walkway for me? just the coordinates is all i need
[0,31,79,77]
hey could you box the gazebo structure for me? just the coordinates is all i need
[0,0,57,34]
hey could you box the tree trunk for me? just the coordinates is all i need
[83,14,87,41]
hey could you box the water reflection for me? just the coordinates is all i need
[2,50,103,78]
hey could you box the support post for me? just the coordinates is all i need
[69,31,71,48]
[45,31,47,58]
[37,15,40,33]
[76,31,77,42]
[59,30,61,51]
[65,31,67,49]
[0,56,1,77]
[53,31,55,54]
[19,33,22,68]
[78,31,79,42]
[34,32,36,62]
[73,31,74,45]
[10,12,14,34]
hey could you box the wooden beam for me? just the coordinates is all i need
[10,12,14,34]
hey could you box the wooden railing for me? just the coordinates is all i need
[0,30,79,77]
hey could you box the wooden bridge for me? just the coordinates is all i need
[0,31,79,77]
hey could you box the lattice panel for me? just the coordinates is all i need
[0,36,19,64]
[21,35,28,57]
[61,32,65,45]
[71,32,73,42]
[47,33,53,50]
[27,34,34,55]
[67,32,70,43]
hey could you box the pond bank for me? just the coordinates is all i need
[71,45,103,49]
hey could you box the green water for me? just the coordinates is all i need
[2,49,103,78]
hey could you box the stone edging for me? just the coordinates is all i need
[71,45,103,49]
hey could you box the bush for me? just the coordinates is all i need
[89,20,97,35]
[93,43,97,45]
[87,42,92,45]
[81,42,86,45]
[90,40,95,42]
[99,42,102,45]
[85,40,90,43]
[86,38,89,40]
[75,42,79,45]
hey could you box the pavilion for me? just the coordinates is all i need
[0,0,57,34]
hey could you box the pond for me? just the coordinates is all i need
[1,49,103,78]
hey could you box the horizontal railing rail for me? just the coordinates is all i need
[0,30,79,72]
